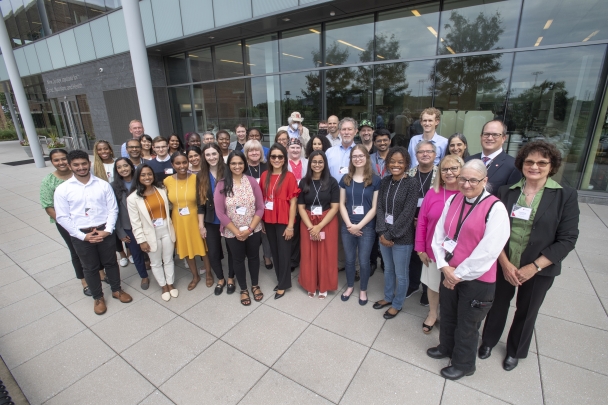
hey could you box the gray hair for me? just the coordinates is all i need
[338,117,357,131]
[462,159,492,192]
[243,140,266,163]
[415,140,437,153]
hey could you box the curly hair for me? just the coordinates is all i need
[514,140,562,177]
[385,146,411,173]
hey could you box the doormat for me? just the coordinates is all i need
[2,156,51,166]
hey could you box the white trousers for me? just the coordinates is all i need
[147,224,175,287]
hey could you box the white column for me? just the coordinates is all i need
[2,82,24,142]
[0,11,45,167]
[121,0,160,137]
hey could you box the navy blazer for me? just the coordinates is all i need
[498,183,579,277]
[468,151,522,195]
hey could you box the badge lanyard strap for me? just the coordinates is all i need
[175,174,189,210]
[311,180,322,207]
[144,189,163,221]
[447,193,484,242]
[268,174,279,201]
[385,174,405,220]
[418,169,432,196]
[351,180,365,209]
[373,155,386,177]
[518,179,538,208]
[248,164,259,178]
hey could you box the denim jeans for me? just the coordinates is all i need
[124,229,147,279]
[380,243,413,310]
[341,224,376,290]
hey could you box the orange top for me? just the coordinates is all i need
[144,189,167,220]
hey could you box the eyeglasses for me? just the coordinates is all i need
[375,138,390,143]
[154,145,168,149]
[457,176,485,186]
[481,132,504,139]
[311,160,324,166]
[416,150,435,155]
[351,154,366,160]
[523,160,550,168]
[441,166,460,173]
[269,155,285,160]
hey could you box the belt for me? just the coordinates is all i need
[79,223,106,233]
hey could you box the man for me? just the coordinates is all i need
[370,129,391,178]
[358,119,376,154]
[147,136,173,181]
[202,131,215,145]
[278,111,310,148]
[120,119,145,157]
[326,115,341,147]
[55,150,133,315]
[408,108,448,167]
[229,124,247,151]
[126,139,143,169]
[318,120,328,136]
[408,140,438,306]
[467,120,522,195]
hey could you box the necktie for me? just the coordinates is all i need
[482,157,491,166]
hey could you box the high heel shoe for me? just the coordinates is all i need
[263,256,273,269]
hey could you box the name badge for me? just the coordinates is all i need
[236,206,247,215]
[265,201,274,210]
[153,218,164,227]
[85,207,92,217]
[178,207,190,216]
[442,237,457,253]
[239,226,249,232]
[511,204,532,221]
[164,168,174,174]
[417,198,424,207]
[311,205,322,215]
[255,178,260,183]
[352,205,364,215]
[339,167,348,174]
[385,214,394,225]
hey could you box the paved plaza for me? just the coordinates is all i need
[0,140,606,405]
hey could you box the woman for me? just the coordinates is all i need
[275,130,289,149]
[187,146,203,174]
[187,133,201,148]
[214,151,265,306]
[447,133,469,159]
[427,160,510,381]
[247,127,270,157]
[127,165,178,301]
[339,145,381,305]
[198,143,235,295]
[111,158,150,289]
[480,141,579,371]
[298,151,339,298]
[40,149,104,296]
[260,144,300,299]
[244,139,273,270]
[163,152,213,290]
[217,130,233,163]
[168,133,185,156]
[305,134,331,158]
[287,138,308,182]
[229,124,248,151]
[415,154,464,334]
[140,134,155,160]
[373,146,418,319]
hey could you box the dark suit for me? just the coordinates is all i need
[481,183,579,358]
[467,151,522,195]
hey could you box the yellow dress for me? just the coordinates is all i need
[163,174,207,259]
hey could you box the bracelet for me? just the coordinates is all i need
[286,228,294,231]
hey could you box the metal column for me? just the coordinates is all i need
[2,82,23,142]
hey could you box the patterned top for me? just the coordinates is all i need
[222,177,263,238]
[40,173,66,223]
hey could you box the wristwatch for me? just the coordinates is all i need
[248,226,254,233]
[533,260,542,272]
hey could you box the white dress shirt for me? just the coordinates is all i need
[481,149,503,165]
[55,174,119,240]
[432,191,510,280]
[326,133,342,147]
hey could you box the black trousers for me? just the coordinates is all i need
[482,269,555,359]
[266,223,293,290]
[225,232,261,290]
[55,222,85,279]
[71,234,122,300]
[290,216,301,268]
[206,223,234,281]
[439,276,495,372]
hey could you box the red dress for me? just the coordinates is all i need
[259,171,300,224]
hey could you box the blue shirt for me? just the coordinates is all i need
[339,175,381,229]
[407,133,448,168]
[121,142,128,158]
[326,143,355,182]
[370,153,389,178]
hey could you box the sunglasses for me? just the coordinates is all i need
[269,155,285,160]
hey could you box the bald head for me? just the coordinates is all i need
[327,115,340,137]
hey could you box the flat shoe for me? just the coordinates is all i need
[308,292,316,298]
[274,291,285,299]
[161,292,171,301]
[503,355,519,371]
[383,308,400,319]
[187,278,200,291]
[318,291,327,299]
[427,346,450,359]
[359,298,368,306]
[83,286,92,296]
[440,365,475,380]
[141,279,149,290]
[170,288,179,298]
[227,282,236,294]
[341,292,352,302]
[214,282,225,296]
[264,256,273,269]
[373,300,392,310]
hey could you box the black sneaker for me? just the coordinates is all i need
[405,285,420,298]
[419,290,429,306]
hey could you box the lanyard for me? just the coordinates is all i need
[144,189,163,220]
[385,174,405,220]
[417,169,432,196]
[351,180,365,207]
[248,164,260,178]
[372,154,386,177]
[175,174,189,210]
[447,193,484,242]
[311,180,322,206]
[518,180,540,208]
[268,174,279,200]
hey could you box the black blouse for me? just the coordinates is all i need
[297,178,339,211]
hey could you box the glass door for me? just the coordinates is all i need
[56,95,91,150]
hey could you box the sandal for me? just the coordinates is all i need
[318,291,328,300]
[422,322,435,334]
[251,285,264,302]
[188,277,201,291]
[205,270,214,288]
[240,290,251,306]
[308,291,316,298]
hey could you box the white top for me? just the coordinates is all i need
[326,133,342,147]
[103,162,114,183]
[54,174,118,241]
[431,191,510,281]
[408,133,448,168]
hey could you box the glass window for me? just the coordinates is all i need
[12,0,33,44]
[584,94,608,192]
[169,86,195,137]
[1,2,22,47]
[517,0,608,48]
[104,0,122,10]
[216,79,247,132]
[25,0,45,40]
[246,75,281,142]
[166,53,189,85]
[326,66,372,122]
[439,0,522,55]
[433,53,514,156]
[214,42,244,79]
[85,0,107,17]
[280,71,321,130]
[193,83,218,134]
[376,3,440,61]
[325,15,374,66]
[506,45,606,188]
[245,34,279,76]
[48,0,75,32]
[189,48,214,82]
[279,25,321,71]
[69,0,89,25]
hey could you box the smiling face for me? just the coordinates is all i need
[310,155,324,175]
[351,148,367,169]
[288,144,301,160]
[129,121,144,138]
[522,151,551,183]
[312,137,323,151]
[116,160,132,180]
[374,134,390,153]
[96,142,112,162]
[449,137,466,157]
[51,152,69,172]
[480,121,506,155]
[153,141,168,158]
[140,137,152,152]
[416,144,436,167]
[188,134,201,147]
[247,129,262,142]
[458,167,487,199]
[188,150,201,167]
[139,167,154,188]
[236,126,247,142]
[172,155,189,175]
[217,133,230,151]
[269,149,285,170]
[69,158,90,178]
[340,121,356,146]
[229,155,245,176]
[420,113,440,136]
[126,140,141,159]
[169,136,181,151]
[359,126,373,143]
[276,133,288,147]
[247,147,261,164]
[203,133,215,144]
[388,152,407,179]
[440,159,461,187]
[204,147,219,167]
[327,115,339,136]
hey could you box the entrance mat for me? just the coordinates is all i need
[3,156,50,166]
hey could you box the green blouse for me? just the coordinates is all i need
[40,173,66,224]
[508,178,562,268]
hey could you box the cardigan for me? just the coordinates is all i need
[213,175,265,233]
[375,175,419,245]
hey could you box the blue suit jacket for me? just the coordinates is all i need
[467,151,522,196]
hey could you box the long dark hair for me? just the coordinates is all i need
[198,143,226,204]
[447,133,470,159]
[221,151,248,197]
[264,143,288,197]
[168,133,185,153]
[111,158,135,199]
[170,150,188,164]
[50,148,68,159]
[300,150,331,194]
[133,164,164,197]
[305,134,331,158]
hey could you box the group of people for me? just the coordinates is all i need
[40,109,579,381]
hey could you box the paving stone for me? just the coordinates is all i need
[441,381,509,405]
[540,286,608,330]
[139,390,176,405]
[0,291,62,337]
[240,370,332,405]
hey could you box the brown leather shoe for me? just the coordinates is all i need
[205,269,214,288]
[94,297,107,315]
[111,290,133,303]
